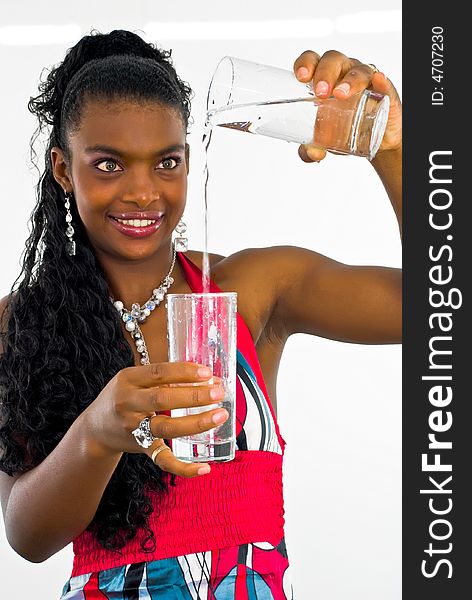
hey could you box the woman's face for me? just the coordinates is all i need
[52,97,189,261]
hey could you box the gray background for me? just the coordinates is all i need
[0,1,401,598]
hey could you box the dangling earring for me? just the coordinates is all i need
[64,192,76,256]
[173,219,188,252]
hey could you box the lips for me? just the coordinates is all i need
[108,214,164,238]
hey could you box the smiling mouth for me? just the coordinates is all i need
[108,214,165,237]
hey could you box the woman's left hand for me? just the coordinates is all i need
[293,50,402,162]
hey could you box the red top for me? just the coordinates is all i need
[71,252,286,576]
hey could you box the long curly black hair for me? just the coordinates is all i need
[0,29,193,553]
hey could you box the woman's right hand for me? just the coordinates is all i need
[79,362,228,478]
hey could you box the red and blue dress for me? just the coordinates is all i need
[60,252,294,599]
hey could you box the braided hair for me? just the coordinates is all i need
[0,29,193,553]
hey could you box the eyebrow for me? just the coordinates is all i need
[84,143,186,156]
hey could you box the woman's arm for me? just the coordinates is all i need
[256,50,402,344]
[230,246,401,344]
[1,414,123,563]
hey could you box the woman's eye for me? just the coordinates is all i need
[96,160,121,172]
[159,157,180,169]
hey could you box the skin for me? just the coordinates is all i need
[0,50,402,562]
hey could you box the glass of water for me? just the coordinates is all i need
[166,292,237,462]
[206,56,390,160]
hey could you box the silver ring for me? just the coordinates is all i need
[151,444,171,463]
[131,416,157,449]
[366,63,380,74]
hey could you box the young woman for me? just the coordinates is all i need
[0,29,401,598]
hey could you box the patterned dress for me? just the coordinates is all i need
[60,253,294,599]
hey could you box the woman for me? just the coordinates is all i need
[0,29,401,598]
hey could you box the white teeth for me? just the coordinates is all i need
[114,218,157,227]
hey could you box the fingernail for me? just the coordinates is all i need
[198,466,211,475]
[210,387,224,400]
[297,67,309,79]
[198,367,212,378]
[334,82,350,96]
[315,81,329,96]
[212,410,228,424]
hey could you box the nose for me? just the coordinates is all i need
[121,169,161,208]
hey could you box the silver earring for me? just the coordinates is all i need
[173,219,188,252]
[64,192,76,256]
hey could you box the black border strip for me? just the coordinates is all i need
[403,3,470,596]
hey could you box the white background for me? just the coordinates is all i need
[0,2,401,598]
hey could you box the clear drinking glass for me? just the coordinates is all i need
[206,56,390,160]
[166,292,237,462]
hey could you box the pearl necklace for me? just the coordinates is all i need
[111,247,177,365]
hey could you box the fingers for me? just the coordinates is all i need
[294,49,389,102]
[294,49,352,97]
[332,63,375,100]
[151,442,212,478]
[138,380,225,413]
[122,361,213,388]
[293,50,321,82]
[298,144,326,163]
[311,50,352,98]
[149,407,229,439]
[370,70,400,104]
[293,49,392,162]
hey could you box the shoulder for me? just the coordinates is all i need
[187,245,316,270]
[0,293,15,331]
[0,293,13,354]
[186,245,335,297]
[0,293,12,317]
[185,247,293,289]
[211,245,333,283]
